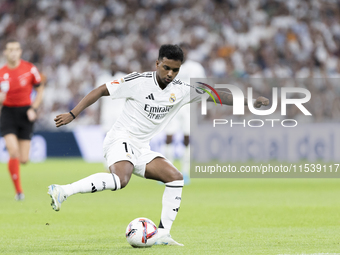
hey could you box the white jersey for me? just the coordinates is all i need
[105,71,202,144]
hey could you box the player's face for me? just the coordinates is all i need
[4,42,22,64]
[156,57,182,88]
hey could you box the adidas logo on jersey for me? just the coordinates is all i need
[146,93,155,100]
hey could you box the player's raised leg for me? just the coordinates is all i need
[145,157,184,246]
[48,161,133,211]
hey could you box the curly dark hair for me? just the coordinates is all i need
[158,44,183,63]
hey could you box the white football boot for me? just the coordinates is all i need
[47,184,67,211]
[154,229,184,246]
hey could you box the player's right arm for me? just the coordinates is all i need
[54,84,109,127]
[208,90,269,108]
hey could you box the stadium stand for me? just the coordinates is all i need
[0,0,339,129]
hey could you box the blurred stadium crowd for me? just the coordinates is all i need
[0,0,339,130]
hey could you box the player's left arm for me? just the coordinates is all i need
[54,84,109,127]
[207,91,269,108]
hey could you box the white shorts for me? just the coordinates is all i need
[103,134,165,178]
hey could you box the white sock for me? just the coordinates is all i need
[159,180,184,232]
[164,143,174,163]
[181,145,190,176]
[61,173,121,197]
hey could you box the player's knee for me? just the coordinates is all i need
[169,170,183,182]
[114,172,131,189]
[109,161,133,189]
[119,176,130,189]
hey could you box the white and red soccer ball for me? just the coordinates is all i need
[125,217,158,248]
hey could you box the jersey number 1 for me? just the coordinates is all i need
[122,142,134,154]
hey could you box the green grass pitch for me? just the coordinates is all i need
[0,159,340,254]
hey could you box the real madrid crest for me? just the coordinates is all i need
[169,93,176,103]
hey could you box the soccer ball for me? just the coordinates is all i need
[125,217,158,248]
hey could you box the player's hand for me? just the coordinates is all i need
[27,108,37,122]
[254,96,269,108]
[54,113,74,127]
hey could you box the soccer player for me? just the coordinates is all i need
[48,44,269,245]
[163,42,206,184]
[0,39,44,200]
